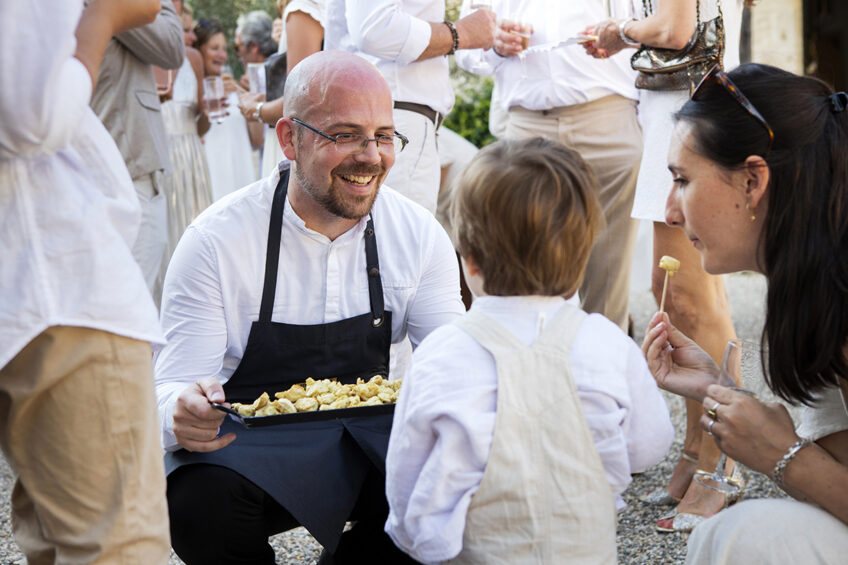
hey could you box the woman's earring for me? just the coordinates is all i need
[746,203,756,221]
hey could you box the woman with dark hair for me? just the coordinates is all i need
[643,62,848,562]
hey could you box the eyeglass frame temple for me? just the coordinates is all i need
[692,65,775,158]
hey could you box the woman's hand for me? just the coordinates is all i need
[642,312,720,400]
[238,91,266,122]
[582,20,627,58]
[700,385,799,476]
[221,73,243,96]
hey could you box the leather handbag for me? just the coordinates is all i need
[264,52,287,102]
[630,0,725,92]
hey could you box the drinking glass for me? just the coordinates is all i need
[469,0,493,72]
[246,62,266,94]
[202,75,226,124]
[694,339,759,494]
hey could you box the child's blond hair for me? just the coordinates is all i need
[451,137,602,297]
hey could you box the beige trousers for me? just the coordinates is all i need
[0,326,170,564]
[507,95,643,330]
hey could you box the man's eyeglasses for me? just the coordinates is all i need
[691,65,775,159]
[290,118,408,154]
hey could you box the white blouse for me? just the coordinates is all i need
[154,163,464,450]
[386,295,674,562]
[0,0,164,369]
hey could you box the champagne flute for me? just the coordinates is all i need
[469,0,494,72]
[694,339,759,494]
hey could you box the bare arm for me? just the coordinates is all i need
[416,9,496,61]
[186,47,210,137]
[586,0,696,58]
[75,0,163,87]
[286,10,323,72]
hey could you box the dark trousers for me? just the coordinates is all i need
[167,464,420,565]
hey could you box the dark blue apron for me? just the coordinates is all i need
[165,167,394,552]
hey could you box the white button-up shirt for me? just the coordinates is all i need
[456,0,640,110]
[154,164,464,450]
[386,295,674,562]
[324,0,454,116]
[0,0,164,369]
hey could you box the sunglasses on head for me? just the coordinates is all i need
[691,65,775,159]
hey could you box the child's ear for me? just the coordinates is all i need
[460,255,481,277]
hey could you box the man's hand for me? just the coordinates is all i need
[455,8,497,51]
[492,18,531,57]
[172,377,236,452]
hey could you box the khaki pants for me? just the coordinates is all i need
[507,95,642,330]
[0,327,170,564]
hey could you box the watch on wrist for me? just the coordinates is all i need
[253,101,265,122]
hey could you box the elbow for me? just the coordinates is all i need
[658,23,696,50]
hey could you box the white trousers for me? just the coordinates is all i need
[132,173,168,300]
[386,109,441,214]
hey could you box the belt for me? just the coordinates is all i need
[393,101,443,128]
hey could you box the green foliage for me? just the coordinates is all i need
[188,0,277,78]
[444,75,496,149]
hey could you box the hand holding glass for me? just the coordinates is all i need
[694,339,758,494]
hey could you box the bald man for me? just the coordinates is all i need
[154,51,463,564]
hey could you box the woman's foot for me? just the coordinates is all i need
[656,462,743,533]
[640,452,698,506]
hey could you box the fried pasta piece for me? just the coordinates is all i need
[231,403,255,417]
[273,398,297,415]
[294,397,319,412]
[275,384,306,403]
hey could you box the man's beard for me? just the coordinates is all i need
[294,162,383,220]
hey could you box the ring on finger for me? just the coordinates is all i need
[706,401,720,420]
[707,419,715,436]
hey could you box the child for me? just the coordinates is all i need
[385,138,674,564]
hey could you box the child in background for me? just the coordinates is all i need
[385,137,674,564]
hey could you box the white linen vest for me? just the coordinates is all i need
[445,304,617,565]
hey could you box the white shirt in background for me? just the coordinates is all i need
[456,0,639,110]
[324,0,454,116]
[0,0,164,369]
[386,295,674,559]
[154,163,464,450]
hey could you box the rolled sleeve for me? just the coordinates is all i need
[346,0,433,64]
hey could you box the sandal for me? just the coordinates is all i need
[655,466,744,533]
[639,452,698,506]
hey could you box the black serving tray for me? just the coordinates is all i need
[211,401,395,428]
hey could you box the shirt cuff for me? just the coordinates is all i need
[395,16,432,66]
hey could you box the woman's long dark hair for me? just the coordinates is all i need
[675,63,848,404]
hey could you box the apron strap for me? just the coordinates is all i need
[364,217,385,327]
[259,164,290,322]
[259,162,385,326]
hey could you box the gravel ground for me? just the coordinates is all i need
[0,271,791,564]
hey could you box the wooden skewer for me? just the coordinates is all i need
[659,271,670,313]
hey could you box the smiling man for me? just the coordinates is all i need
[154,51,463,564]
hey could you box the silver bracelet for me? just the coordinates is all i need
[771,437,813,489]
[618,18,640,47]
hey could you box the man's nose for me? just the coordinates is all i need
[354,138,382,163]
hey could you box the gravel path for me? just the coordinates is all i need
[0,272,790,564]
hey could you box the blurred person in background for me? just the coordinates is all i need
[154,0,214,302]
[87,0,184,298]
[194,18,258,201]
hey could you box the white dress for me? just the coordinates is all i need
[204,90,257,201]
[160,58,213,263]
[631,0,744,222]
